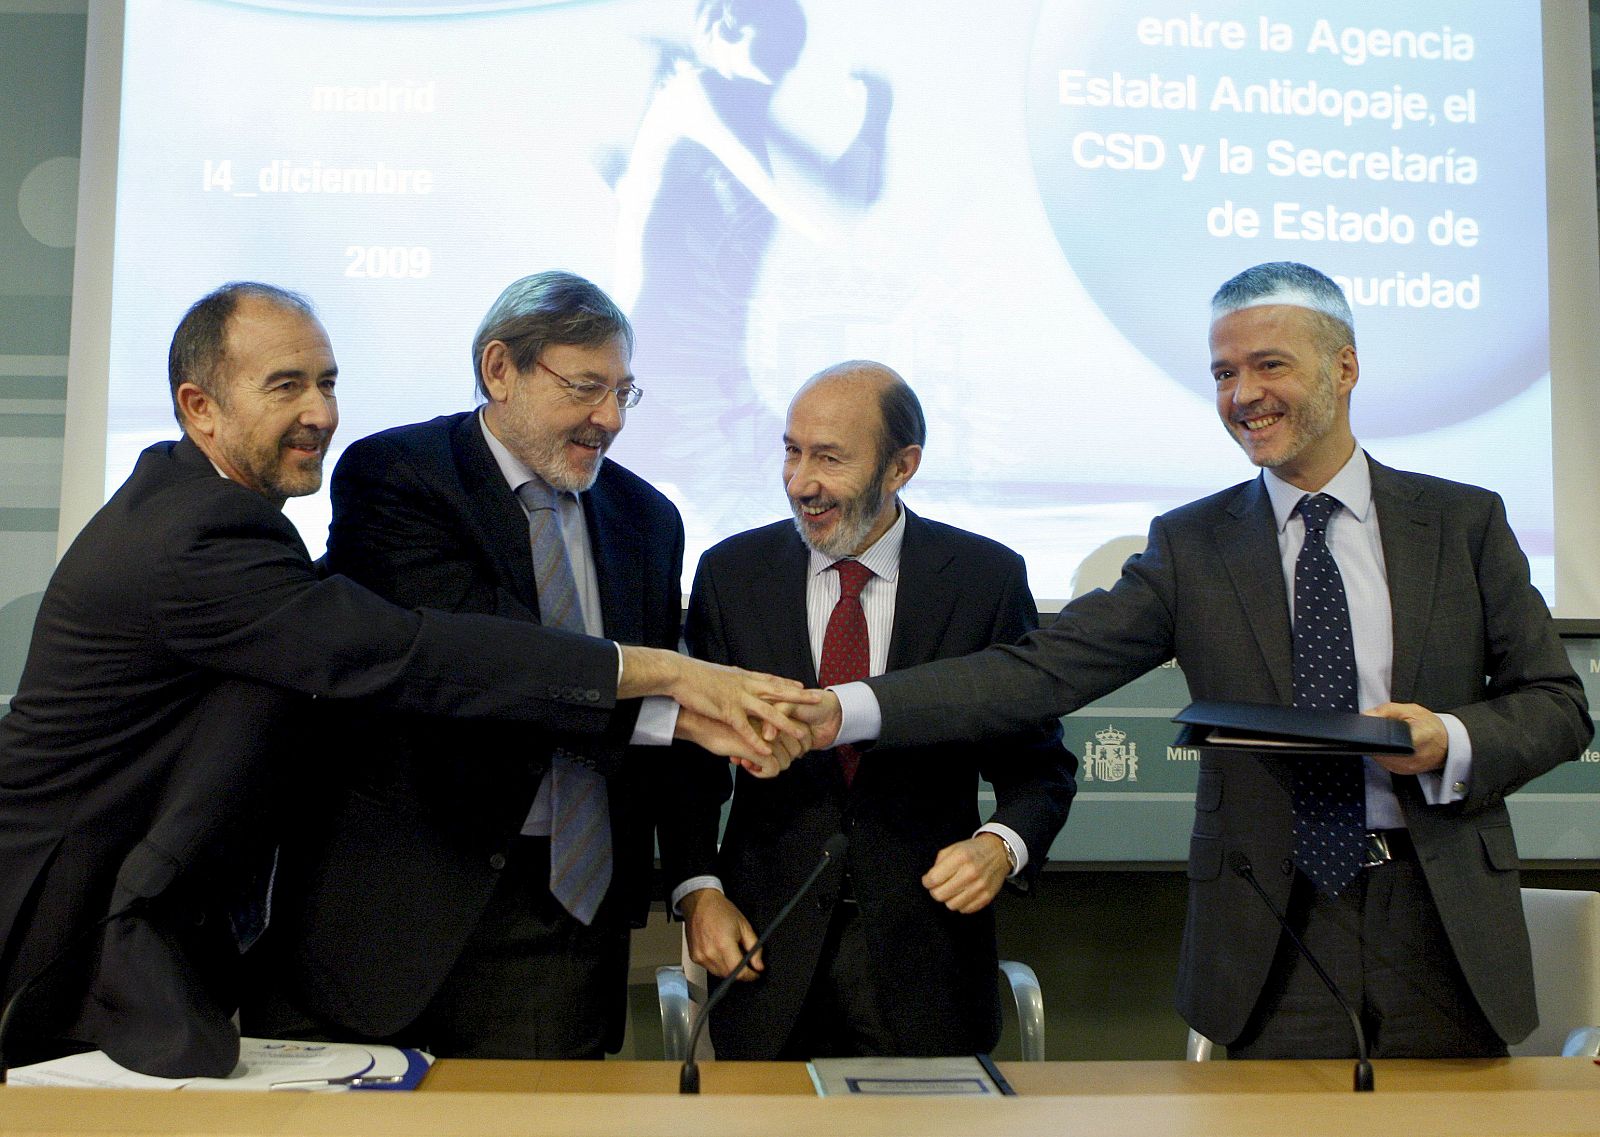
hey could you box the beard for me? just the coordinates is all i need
[225,425,330,502]
[1232,361,1339,470]
[789,461,890,559]
[524,426,616,493]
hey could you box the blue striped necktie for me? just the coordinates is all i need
[519,479,611,925]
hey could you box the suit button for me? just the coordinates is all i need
[1281,859,1294,877]
[489,853,507,870]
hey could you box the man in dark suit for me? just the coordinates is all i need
[798,264,1590,1058]
[255,271,738,1058]
[674,362,1076,1059]
[0,282,807,1077]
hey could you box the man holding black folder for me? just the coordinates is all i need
[797,262,1590,1059]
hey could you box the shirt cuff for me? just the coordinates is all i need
[977,823,1028,877]
[832,681,882,746]
[629,696,679,747]
[671,875,724,916]
[1416,713,1472,804]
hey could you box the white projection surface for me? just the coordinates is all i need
[66,1,1600,611]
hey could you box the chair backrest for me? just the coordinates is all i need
[1514,888,1600,1058]
[655,954,1048,1061]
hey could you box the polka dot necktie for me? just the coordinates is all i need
[519,479,610,926]
[1290,493,1365,895]
[817,559,874,786]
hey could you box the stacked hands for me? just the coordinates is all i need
[619,645,842,777]
[618,648,1006,978]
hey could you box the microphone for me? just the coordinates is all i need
[1229,852,1374,1092]
[679,832,847,1094]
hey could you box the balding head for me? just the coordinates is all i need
[783,360,923,558]
[797,360,926,469]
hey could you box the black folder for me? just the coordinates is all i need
[1171,700,1413,756]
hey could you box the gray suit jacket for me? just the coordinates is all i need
[867,457,1590,1046]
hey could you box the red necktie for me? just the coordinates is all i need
[817,559,874,785]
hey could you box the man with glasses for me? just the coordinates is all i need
[251,272,730,1058]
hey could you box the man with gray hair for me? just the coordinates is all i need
[251,271,777,1059]
[796,264,1588,1058]
[0,280,805,1077]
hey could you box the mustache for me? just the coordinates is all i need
[280,429,330,450]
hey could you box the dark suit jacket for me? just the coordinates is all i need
[0,436,629,1076]
[867,458,1590,1047]
[683,512,1076,1059]
[270,411,707,1049]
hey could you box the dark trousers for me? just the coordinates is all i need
[248,837,628,1059]
[775,902,899,1060]
[1229,834,1505,1060]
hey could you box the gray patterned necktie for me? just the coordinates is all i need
[1290,493,1366,895]
[518,479,611,925]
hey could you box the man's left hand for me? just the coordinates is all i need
[922,834,1010,914]
[1365,702,1448,774]
[675,707,809,777]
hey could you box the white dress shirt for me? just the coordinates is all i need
[673,506,1027,912]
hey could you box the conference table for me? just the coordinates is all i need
[2,1057,1596,1136]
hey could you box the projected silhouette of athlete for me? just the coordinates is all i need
[611,0,890,521]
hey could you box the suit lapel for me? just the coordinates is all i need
[585,472,645,644]
[1217,478,1294,703]
[887,510,955,671]
[450,413,540,614]
[1369,458,1440,703]
[762,530,820,686]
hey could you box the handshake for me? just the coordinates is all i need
[618,646,843,777]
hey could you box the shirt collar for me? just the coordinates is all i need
[806,502,906,583]
[479,408,576,504]
[1263,445,1373,532]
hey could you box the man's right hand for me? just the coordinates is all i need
[791,688,842,751]
[680,889,763,980]
[675,706,811,777]
[620,647,819,758]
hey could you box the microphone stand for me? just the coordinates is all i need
[679,833,847,1094]
[1231,853,1374,1092]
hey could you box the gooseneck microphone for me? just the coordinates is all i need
[1229,852,1374,1092]
[679,832,847,1094]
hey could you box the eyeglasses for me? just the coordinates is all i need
[536,359,644,409]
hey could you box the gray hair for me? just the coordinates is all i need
[1211,262,1355,350]
[471,272,633,399]
[168,282,315,425]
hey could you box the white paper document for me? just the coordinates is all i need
[807,1055,1012,1096]
[7,1038,430,1091]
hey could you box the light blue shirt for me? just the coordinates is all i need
[1262,447,1469,820]
[836,447,1473,822]
[479,412,678,752]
